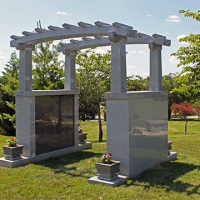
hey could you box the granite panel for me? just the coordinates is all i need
[35,95,74,155]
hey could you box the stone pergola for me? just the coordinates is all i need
[10,21,170,93]
[0,21,176,180]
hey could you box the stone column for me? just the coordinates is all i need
[109,32,127,93]
[64,50,76,90]
[149,42,162,91]
[18,45,34,91]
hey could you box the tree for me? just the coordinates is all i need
[76,49,111,142]
[171,10,200,99]
[32,41,64,90]
[162,73,187,120]
[0,52,19,135]
[171,103,196,134]
[127,75,148,91]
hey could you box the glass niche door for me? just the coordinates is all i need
[35,95,74,155]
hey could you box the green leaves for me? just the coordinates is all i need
[179,9,200,21]
[76,49,111,119]
[171,10,200,99]
[32,41,64,90]
[0,52,19,135]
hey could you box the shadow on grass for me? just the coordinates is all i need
[170,118,200,122]
[126,161,200,196]
[35,151,101,178]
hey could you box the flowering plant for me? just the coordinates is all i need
[6,137,17,147]
[101,153,112,164]
[78,123,83,133]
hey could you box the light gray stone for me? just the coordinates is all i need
[19,47,33,91]
[0,142,92,168]
[88,175,128,187]
[64,51,76,90]
[110,37,127,93]
[149,43,162,91]
[16,95,35,157]
[105,91,169,178]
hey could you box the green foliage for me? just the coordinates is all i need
[76,49,111,142]
[6,137,17,147]
[76,49,111,120]
[0,52,19,135]
[127,75,148,91]
[32,41,64,90]
[171,10,200,99]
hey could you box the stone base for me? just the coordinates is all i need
[0,142,92,168]
[88,175,128,187]
[167,151,177,161]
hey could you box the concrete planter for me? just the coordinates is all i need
[79,132,87,144]
[95,161,120,181]
[3,145,24,161]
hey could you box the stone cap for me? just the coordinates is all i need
[104,91,168,100]
[15,89,80,97]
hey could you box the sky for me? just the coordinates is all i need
[0,0,199,77]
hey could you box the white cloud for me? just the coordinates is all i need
[147,14,152,17]
[94,48,106,54]
[169,56,179,64]
[177,34,189,45]
[138,51,146,56]
[128,51,146,56]
[57,11,70,16]
[129,51,136,54]
[166,15,180,23]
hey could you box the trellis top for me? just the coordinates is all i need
[10,21,171,51]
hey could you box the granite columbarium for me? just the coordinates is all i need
[0,21,176,187]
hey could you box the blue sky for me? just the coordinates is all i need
[0,0,199,77]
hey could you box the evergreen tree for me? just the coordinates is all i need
[0,52,19,135]
[32,41,64,90]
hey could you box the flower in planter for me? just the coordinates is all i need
[6,137,17,147]
[78,123,83,133]
[101,153,112,164]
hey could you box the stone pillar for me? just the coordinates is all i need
[149,42,162,91]
[16,45,35,157]
[19,45,34,91]
[109,32,127,93]
[64,50,76,90]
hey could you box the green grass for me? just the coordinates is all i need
[0,120,199,199]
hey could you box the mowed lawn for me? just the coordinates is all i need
[0,120,199,200]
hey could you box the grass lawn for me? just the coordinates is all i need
[0,120,199,199]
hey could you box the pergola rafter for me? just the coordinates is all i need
[10,21,137,48]
[57,34,170,52]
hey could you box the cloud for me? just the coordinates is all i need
[138,51,146,56]
[166,15,180,23]
[169,56,179,64]
[56,11,70,16]
[94,48,106,54]
[177,34,189,45]
[128,51,146,56]
[147,14,152,17]
[0,51,7,59]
